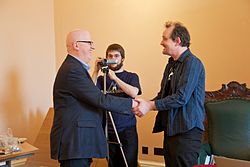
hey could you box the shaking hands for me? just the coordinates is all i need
[132,98,156,117]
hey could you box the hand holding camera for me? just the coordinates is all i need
[98,58,118,67]
[94,57,118,73]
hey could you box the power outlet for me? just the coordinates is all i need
[142,146,148,154]
[154,147,164,156]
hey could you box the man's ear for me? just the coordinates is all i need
[73,42,80,51]
[175,37,182,46]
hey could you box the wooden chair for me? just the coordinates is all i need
[201,81,250,162]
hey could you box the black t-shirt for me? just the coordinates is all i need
[97,70,141,132]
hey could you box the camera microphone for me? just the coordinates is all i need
[99,59,118,66]
[103,59,118,64]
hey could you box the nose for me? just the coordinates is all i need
[160,40,164,46]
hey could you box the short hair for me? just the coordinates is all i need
[165,21,191,47]
[106,44,125,59]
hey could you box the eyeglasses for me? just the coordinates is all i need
[76,40,93,45]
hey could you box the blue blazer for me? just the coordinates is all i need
[50,55,132,160]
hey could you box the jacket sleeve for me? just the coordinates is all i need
[67,65,132,114]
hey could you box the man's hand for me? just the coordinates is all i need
[132,99,139,108]
[92,58,102,84]
[132,99,143,117]
[93,58,102,73]
[108,70,117,81]
[132,98,155,117]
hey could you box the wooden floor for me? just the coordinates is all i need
[91,159,108,167]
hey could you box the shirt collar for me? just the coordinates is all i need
[168,48,190,64]
[176,48,190,63]
[70,54,90,71]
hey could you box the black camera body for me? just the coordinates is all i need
[98,59,117,67]
[98,59,109,67]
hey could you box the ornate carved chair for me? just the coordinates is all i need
[200,81,250,163]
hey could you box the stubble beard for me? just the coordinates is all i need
[108,62,123,71]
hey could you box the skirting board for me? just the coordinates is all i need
[138,160,165,167]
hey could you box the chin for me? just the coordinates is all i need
[109,66,116,70]
[162,51,168,55]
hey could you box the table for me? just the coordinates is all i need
[0,142,38,167]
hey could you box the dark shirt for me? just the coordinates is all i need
[97,70,141,132]
[153,49,205,136]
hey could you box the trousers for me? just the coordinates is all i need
[164,127,203,167]
[108,126,138,167]
[59,158,92,167]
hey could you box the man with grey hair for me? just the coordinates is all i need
[50,29,138,167]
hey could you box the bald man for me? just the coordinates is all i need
[50,29,138,167]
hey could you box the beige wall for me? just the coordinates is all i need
[0,0,249,164]
[54,0,250,162]
[0,0,55,143]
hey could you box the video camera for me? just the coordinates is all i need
[98,58,118,67]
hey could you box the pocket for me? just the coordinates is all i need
[77,120,97,128]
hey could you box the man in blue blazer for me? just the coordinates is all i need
[50,29,138,167]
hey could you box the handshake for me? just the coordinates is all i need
[131,98,155,117]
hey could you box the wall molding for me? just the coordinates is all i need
[138,160,165,167]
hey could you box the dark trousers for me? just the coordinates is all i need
[59,158,92,167]
[163,128,203,167]
[108,126,138,167]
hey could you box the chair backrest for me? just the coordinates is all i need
[204,81,250,161]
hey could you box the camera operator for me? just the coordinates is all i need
[92,43,141,167]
